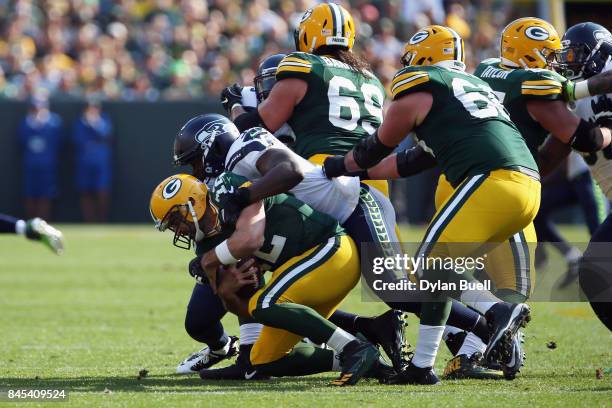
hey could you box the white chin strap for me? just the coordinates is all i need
[187,201,205,242]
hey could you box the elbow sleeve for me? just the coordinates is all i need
[353,131,396,169]
[570,119,605,153]
[234,109,265,132]
[396,145,437,177]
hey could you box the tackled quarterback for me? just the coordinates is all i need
[148,1,612,388]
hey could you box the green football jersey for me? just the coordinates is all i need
[199,172,344,270]
[276,52,386,159]
[391,64,537,186]
[474,58,568,158]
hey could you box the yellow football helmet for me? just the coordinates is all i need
[294,3,355,53]
[401,25,465,66]
[150,174,217,249]
[500,17,561,69]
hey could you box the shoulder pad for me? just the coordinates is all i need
[276,52,314,80]
[391,67,431,100]
[225,128,277,172]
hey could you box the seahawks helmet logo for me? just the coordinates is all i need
[525,26,550,41]
[195,120,238,145]
[409,31,429,44]
[162,178,182,199]
[594,30,612,42]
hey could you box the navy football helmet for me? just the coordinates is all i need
[254,54,286,103]
[554,22,612,80]
[173,114,239,178]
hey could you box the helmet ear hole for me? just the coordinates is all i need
[303,33,308,46]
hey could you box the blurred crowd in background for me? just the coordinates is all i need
[0,0,526,101]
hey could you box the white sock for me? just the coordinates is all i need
[456,332,486,357]
[443,325,463,341]
[411,325,444,368]
[331,351,342,371]
[460,289,503,314]
[212,338,231,355]
[565,247,582,262]
[326,328,357,352]
[239,323,263,346]
[15,220,26,235]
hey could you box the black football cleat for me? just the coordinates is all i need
[444,330,467,356]
[484,303,531,366]
[199,344,269,381]
[330,340,380,386]
[382,361,441,385]
[501,330,525,380]
[364,356,396,381]
[443,352,504,380]
[359,310,408,371]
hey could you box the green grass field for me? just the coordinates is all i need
[1,225,610,408]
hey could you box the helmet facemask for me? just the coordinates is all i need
[157,197,221,250]
[254,67,277,103]
[553,39,611,80]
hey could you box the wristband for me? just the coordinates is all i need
[215,240,240,265]
[574,81,591,101]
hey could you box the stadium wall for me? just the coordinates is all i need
[0,100,223,223]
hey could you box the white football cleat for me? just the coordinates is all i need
[25,218,64,255]
[176,336,238,375]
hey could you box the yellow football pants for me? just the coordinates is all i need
[434,173,537,297]
[248,235,360,365]
[418,170,540,291]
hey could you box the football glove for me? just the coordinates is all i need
[188,256,208,285]
[221,84,244,114]
[25,218,64,255]
[322,155,347,179]
[562,80,577,103]
[218,187,251,227]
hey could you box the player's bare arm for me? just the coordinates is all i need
[201,201,266,290]
[365,145,437,180]
[231,79,307,133]
[583,69,612,97]
[342,92,433,174]
[257,79,307,131]
[527,99,612,150]
[246,148,305,201]
[537,134,573,178]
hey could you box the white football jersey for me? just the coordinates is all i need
[573,59,612,199]
[225,127,360,223]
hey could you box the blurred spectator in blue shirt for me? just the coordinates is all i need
[72,98,113,222]
[18,95,63,220]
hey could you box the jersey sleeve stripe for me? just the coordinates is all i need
[278,61,312,69]
[391,71,428,87]
[521,85,560,90]
[281,57,311,66]
[521,88,562,96]
[277,65,312,74]
[392,75,430,97]
[391,73,429,93]
[522,80,562,87]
